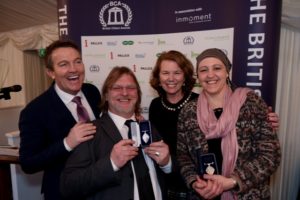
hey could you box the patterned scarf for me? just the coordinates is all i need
[197,86,252,200]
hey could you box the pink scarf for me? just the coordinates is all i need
[197,86,252,200]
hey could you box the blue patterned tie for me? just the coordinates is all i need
[72,96,90,122]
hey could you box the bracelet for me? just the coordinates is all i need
[231,178,239,190]
[232,178,237,187]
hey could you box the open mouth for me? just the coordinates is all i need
[67,75,80,81]
[207,80,217,84]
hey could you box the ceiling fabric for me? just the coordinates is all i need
[0,0,57,33]
[0,23,58,50]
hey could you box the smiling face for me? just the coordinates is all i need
[159,60,185,99]
[107,74,138,118]
[46,47,85,95]
[197,57,229,97]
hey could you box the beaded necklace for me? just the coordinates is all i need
[161,92,192,112]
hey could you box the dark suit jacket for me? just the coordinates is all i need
[60,113,168,200]
[19,83,101,200]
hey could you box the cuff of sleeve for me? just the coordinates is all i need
[159,157,172,173]
[110,158,120,172]
[63,138,73,152]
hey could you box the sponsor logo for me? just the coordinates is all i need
[83,40,103,47]
[84,54,106,58]
[175,7,203,14]
[176,13,212,24]
[137,41,155,45]
[140,66,152,70]
[84,40,88,47]
[122,40,134,45]
[156,51,167,57]
[90,41,103,45]
[135,53,145,58]
[158,39,166,45]
[141,106,149,114]
[156,52,162,57]
[191,51,199,58]
[117,53,130,57]
[204,35,230,41]
[183,36,194,45]
[99,1,133,30]
[107,41,118,46]
[132,64,137,72]
[157,39,174,46]
[89,65,100,72]
[174,7,212,24]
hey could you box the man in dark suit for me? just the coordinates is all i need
[60,66,172,200]
[19,40,101,200]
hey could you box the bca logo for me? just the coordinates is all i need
[99,1,133,29]
[183,36,194,45]
[89,65,100,72]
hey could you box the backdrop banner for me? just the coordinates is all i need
[57,0,282,116]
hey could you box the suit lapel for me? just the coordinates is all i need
[47,85,76,125]
[100,113,123,143]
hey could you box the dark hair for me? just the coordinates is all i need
[100,66,142,116]
[150,50,196,96]
[44,40,81,70]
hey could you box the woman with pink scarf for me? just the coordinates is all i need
[176,48,281,200]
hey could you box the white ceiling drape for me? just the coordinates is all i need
[0,23,58,50]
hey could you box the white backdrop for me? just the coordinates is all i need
[82,28,234,118]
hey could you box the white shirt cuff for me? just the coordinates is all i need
[159,157,172,173]
[63,138,73,152]
[110,158,120,171]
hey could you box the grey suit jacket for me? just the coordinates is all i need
[60,113,168,200]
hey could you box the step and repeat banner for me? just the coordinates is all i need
[57,0,282,117]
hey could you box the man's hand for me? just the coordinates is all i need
[110,139,138,168]
[144,140,170,166]
[65,122,96,149]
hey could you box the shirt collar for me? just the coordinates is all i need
[54,83,84,104]
[108,111,135,131]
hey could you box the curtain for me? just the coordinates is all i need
[270,6,300,199]
[23,51,52,104]
[0,40,25,108]
[0,58,9,88]
[0,23,58,108]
